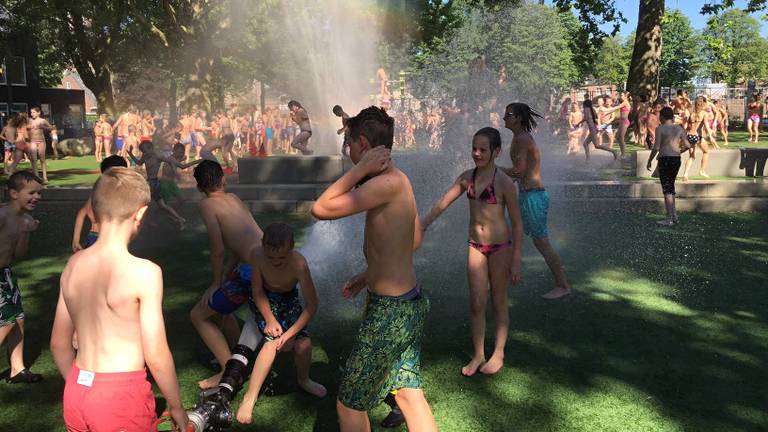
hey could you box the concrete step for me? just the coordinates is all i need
[237,155,352,184]
[635,149,768,178]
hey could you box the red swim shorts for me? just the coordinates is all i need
[63,364,157,432]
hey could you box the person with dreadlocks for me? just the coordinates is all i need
[504,103,571,300]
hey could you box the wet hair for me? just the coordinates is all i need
[347,106,394,149]
[194,160,224,193]
[7,170,42,192]
[473,127,501,152]
[8,113,27,128]
[288,100,302,109]
[506,103,543,133]
[30,106,40,113]
[139,140,153,151]
[100,155,128,173]
[676,89,684,97]
[332,105,344,116]
[172,143,185,153]
[659,106,674,121]
[127,125,136,133]
[93,167,150,223]
[262,222,295,250]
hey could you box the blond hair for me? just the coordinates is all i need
[92,167,150,223]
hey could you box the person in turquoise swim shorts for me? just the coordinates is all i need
[504,102,572,300]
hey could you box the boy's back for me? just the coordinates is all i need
[655,123,685,156]
[59,248,156,372]
[200,192,263,262]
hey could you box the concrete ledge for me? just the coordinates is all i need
[237,156,347,184]
[559,197,768,213]
[635,149,768,178]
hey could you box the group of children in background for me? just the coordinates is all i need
[6,100,714,431]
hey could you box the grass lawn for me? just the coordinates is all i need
[0,203,766,431]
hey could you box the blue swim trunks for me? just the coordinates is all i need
[115,137,124,150]
[248,286,307,341]
[208,264,252,315]
[519,188,549,240]
[83,232,98,248]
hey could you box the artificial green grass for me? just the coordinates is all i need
[0,205,766,431]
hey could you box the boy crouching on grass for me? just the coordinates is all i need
[51,167,189,431]
[236,222,326,424]
[0,171,43,384]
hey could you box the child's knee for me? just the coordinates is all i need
[293,337,311,353]
[394,387,425,409]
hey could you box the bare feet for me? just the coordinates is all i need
[298,379,327,397]
[479,353,504,375]
[542,287,571,299]
[197,371,223,390]
[699,172,710,179]
[236,394,257,424]
[682,176,689,182]
[461,356,486,377]
[656,219,675,226]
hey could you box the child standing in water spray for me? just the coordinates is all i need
[312,106,436,432]
[504,103,571,299]
[421,127,522,376]
[647,107,686,225]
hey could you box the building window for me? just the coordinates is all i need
[10,103,28,114]
[6,57,26,86]
[41,103,53,124]
[62,104,84,128]
[0,103,8,129]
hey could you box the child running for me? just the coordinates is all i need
[504,103,571,299]
[646,107,686,226]
[190,160,264,389]
[128,140,201,229]
[312,106,437,432]
[333,105,351,156]
[421,127,522,376]
[51,167,189,431]
[72,155,128,252]
[0,171,44,384]
[235,222,326,424]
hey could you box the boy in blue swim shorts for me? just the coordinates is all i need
[505,102,572,299]
[235,223,325,424]
[190,160,264,389]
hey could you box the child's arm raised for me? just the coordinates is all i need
[500,176,522,285]
[50,269,75,378]
[421,172,468,232]
[249,263,282,339]
[276,255,318,350]
[71,199,90,253]
[138,263,188,429]
[311,146,393,220]
[199,201,226,301]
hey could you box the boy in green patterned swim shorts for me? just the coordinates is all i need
[0,171,44,384]
[312,107,437,432]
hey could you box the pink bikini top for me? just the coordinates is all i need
[620,105,630,113]
[466,168,498,204]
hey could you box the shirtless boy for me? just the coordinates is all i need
[647,107,686,226]
[289,100,313,155]
[128,140,201,229]
[123,125,140,161]
[312,106,437,432]
[235,223,326,424]
[504,103,571,299]
[333,105,351,156]
[51,167,188,431]
[0,171,43,384]
[72,156,128,252]
[190,160,264,389]
[98,114,113,160]
[113,106,139,154]
[26,107,55,183]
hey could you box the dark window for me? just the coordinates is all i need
[6,57,26,86]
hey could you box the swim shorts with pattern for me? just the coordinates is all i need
[0,267,24,326]
[338,285,429,411]
[249,286,308,341]
[208,264,252,315]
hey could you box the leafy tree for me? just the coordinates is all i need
[557,9,597,85]
[659,9,701,88]
[702,9,768,85]
[592,36,631,87]
[411,2,576,108]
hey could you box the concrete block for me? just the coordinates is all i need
[636,149,767,178]
[238,156,344,184]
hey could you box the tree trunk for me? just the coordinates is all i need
[182,55,214,113]
[627,0,664,102]
[169,78,178,125]
[81,70,116,116]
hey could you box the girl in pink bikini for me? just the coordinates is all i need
[604,91,632,158]
[421,127,522,377]
[747,94,762,143]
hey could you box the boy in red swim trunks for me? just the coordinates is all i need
[51,167,189,431]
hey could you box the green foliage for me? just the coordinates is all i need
[703,8,768,85]
[411,3,576,107]
[592,36,632,87]
[557,9,597,85]
[659,10,702,88]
